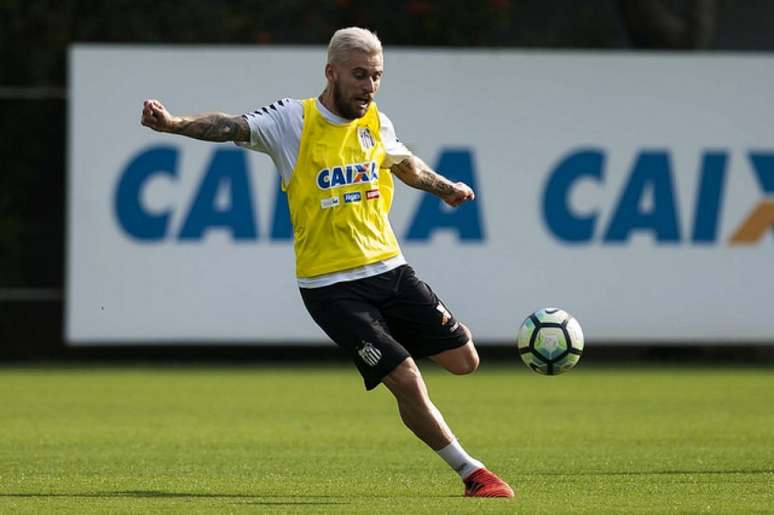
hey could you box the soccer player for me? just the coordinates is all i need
[140,27,514,498]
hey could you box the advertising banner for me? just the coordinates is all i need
[67,47,774,344]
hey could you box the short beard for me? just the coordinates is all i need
[332,81,361,120]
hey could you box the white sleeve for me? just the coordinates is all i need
[379,112,413,168]
[236,98,303,185]
[237,98,302,156]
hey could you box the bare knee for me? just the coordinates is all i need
[456,325,480,374]
[433,333,480,375]
[446,348,480,375]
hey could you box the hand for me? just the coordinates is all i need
[141,99,177,133]
[443,181,475,207]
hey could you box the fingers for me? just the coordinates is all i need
[140,109,156,128]
[144,99,164,112]
[145,100,162,117]
[446,196,466,208]
[142,99,155,117]
[445,183,475,207]
[454,183,475,205]
[141,99,165,129]
[458,181,475,200]
[141,104,153,122]
[141,100,154,126]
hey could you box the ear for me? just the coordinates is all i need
[325,63,336,82]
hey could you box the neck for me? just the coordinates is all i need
[319,87,346,119]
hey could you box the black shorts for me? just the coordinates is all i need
[299,265,469,390]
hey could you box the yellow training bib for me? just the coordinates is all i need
[286,98,401,278]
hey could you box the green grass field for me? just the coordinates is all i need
[0,363,772,513]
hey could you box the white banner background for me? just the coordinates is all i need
[67,47,774,344]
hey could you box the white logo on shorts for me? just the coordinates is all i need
[358,341,382,367]
[435,302,451,325]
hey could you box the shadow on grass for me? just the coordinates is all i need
[0,490,349,505]
[236,501,350,506]
[0,490,469,501]
[534,469,774,476]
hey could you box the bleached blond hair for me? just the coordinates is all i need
[327,27,383,65]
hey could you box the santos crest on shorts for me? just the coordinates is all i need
[286,98,401,277]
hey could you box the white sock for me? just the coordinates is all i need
[435,439,485,479]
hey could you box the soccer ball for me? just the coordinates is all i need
[517,307,584,375]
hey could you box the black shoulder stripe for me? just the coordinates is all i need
[255,98,292,115]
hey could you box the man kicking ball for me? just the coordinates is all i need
[141,26,513,498]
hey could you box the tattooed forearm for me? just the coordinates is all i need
[391,156,473,206]
[392,157,456,197]
[173,113,250,142]
[412,169,457,197]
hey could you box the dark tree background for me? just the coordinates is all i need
[1,0,773,356]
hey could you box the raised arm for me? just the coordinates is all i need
[140,99,250,142]
[390,156,475,207]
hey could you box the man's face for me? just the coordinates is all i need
[327,51,383,120]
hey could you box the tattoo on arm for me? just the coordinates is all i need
[393,157,456,197]
[412,169,456,197]
[175,113,250,142]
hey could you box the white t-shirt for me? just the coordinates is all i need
[237,98,413,288]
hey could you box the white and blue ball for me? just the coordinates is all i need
[517,307,584,375]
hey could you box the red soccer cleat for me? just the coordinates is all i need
[463,467,515,498]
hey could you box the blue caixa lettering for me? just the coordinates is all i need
[115,147,257,241]
[542,148,774,245]
[114,146,485,242]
